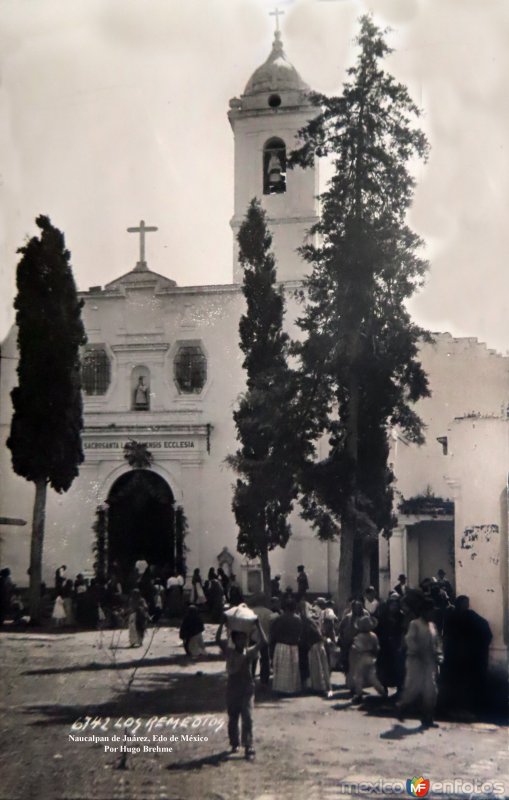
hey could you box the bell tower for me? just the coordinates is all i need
[228,30,319,283]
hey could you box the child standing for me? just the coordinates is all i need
[216,616,267,759]
[52,594,66,627]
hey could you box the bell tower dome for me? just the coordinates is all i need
[228,31,319,283]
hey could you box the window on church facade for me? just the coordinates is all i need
[81,346,111,396]
[263,137,286,195]
[174,345,207,394]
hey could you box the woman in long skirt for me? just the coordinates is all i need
[270,598,302,694]
[300,609,331,695]
[128,588,149,648]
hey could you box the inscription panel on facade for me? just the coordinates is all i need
[84,440,195,450]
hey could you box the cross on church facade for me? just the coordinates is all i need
[269,8,285,32]
[127,219,158,270]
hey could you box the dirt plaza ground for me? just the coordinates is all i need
[0,624,508,800]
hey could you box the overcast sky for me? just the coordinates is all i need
[1,0,508,353]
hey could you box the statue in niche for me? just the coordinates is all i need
[134,376,149,410]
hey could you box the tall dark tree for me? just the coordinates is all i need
[289,15,431,610]
[7,216,86,622]
[227,199,304,597]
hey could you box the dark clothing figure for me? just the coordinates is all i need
[74,574,88,626]
[229,578,243,607]
[179,605,205,656]
[393,575,407,597]
[55,566,67,594]
[296,566,309,599]
[166,576,184,618]
[437,571,455,602]
[377,598,405,691]
[298,615,322,685]
[84,580,101,627]
[192,569,207,606]
[441,596,492,715]
[0,569,14,625]
[204,568,218,600]
[139,567,155,615]
[217,568,230,600]
[208,578,225,623]
[270,576,281,597]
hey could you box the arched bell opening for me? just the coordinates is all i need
[263,137,286,195]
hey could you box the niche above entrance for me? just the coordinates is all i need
[131,365,151,410]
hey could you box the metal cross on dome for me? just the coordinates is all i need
[127,219,158,270]
[269,7,285,32]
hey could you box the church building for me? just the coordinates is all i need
[0,30,507,668]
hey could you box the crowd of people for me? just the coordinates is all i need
[181,565,492,759]
[0,561,246,634]
[0,559,494,742]
[177,565,494,753]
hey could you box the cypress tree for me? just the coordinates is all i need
[289,15,431,610]
[7,215,86,622]
[228,199,303,597]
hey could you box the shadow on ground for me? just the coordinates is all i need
[166,750,232,770]
[23,671,286,727]
[357,690,509,727]
[23,653,224,676]
[379,722,426,740]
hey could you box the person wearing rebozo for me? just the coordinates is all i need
[338,599,370,675]
[299,605,332,696]
[127,588,150,648]
[166,572,184,617]
[376,592,405,696]
[191,567,207,606]
[397,596,443,728]
[207,574,225,623]
[179,604,206,657]
[347,615,386,703]
[269,597,303,694]
[216,614,267,760]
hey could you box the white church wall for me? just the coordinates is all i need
[393,332,509,505]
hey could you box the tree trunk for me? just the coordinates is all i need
[259,547,271,602]
[337,509,355,616]
[338,356,360,614]
[29,478,47,624]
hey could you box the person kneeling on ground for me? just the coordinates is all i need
[216,616,267,760]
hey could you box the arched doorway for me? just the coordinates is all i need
[107,469,183,584]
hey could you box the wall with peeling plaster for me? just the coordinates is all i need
[447,417,508,667]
